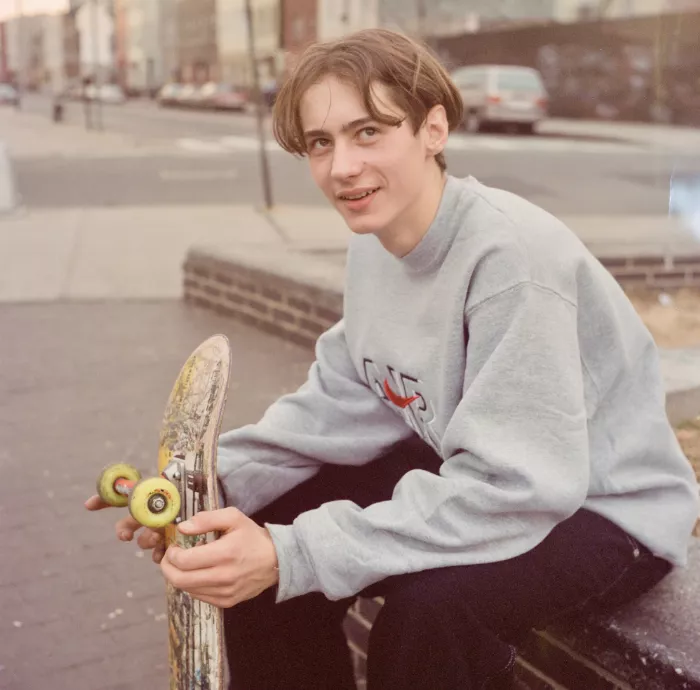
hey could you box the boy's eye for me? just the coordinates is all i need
[310,138,331,151]
[359,127,378,139]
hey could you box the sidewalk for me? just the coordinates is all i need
[0,300,316,690]
[0,105,177,160]
[3,203,698,301]
[540,117,700,154]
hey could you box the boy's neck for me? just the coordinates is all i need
[377,168,448,258]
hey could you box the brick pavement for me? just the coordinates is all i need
[0,300,314,690]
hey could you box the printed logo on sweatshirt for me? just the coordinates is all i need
[363,359,440,453]
[383,379,420,409]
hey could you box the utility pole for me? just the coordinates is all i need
[91,0,103,130]
[244,0,274,210]
[15,0,22,109]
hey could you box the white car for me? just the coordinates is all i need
[0,83,19,106]
[451,64,549,134]
[85,83,126,104]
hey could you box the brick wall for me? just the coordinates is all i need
[183,247,343,349]
[597,253,700,288]
[184,248,700,347]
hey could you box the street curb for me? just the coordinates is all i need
[183,245,700,426]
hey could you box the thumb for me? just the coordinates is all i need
[177,507,243,536]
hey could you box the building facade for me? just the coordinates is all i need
[317,0,378,41]
[217,0,281,87]
[554,0,700,21]
[177,0,218,83]
[116,0,166,94]
[377,0,554,37]
[281,0,317,73]
[75,0,116,82]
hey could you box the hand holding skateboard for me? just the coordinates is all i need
[85,335,233,689]
[84,493,168,563]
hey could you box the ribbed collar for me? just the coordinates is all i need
[398,174,468,274]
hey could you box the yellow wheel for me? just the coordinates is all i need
[128,477,181,529]
[96,463,141,507]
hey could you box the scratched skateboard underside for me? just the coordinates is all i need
[158,335,231,690]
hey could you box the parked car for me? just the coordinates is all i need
[157,82,184,107]
[175,83,201,108]
[84,83,126,104]
[197,82,248,111]
[0,83,19,106]
[451,64,549,134]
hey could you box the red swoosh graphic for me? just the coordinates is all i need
[383,379,420,409]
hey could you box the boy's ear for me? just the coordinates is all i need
[423,104,449,156]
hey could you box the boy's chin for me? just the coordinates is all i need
[336,208,385,236]
[345,219,379,235]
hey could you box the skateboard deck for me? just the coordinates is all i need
[97,334,232,690]
[158,334,231,690]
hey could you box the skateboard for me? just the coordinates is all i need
[96,334,232,690]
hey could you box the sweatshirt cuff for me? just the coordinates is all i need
[216,478,227,510]
[264,523,318,602]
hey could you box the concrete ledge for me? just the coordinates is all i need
[520,540,700,690]
[342,543,700,689]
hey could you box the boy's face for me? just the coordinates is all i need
[299,76,446,238]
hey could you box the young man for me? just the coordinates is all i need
[87,29,699,690]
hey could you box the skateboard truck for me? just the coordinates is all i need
[96,461,183,529]
[162,453,208,523]
[97,454,209,529]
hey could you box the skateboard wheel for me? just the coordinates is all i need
[128,477,181,529]
[96,463,142,507]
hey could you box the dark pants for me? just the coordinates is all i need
[224,436,672,690]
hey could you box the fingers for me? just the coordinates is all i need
[153,541,167,564]
[164,539,229,572]
[115,514,143,542]
[178,507,244,536]
[137,528,164,551]
[160,548,234,589]
[84,495,111,511]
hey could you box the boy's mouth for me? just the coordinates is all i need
[338,188,380,201]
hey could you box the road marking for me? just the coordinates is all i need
[176,138,231,154]
[220,135,281,152]
[158,168,239,181]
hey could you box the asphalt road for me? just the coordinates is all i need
[13,93,700,216]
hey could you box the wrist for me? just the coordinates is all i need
[264,526,280,584]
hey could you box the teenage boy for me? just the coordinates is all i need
[87,29,699,690]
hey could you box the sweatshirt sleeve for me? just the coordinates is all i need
[266,282,590,601]
[216,319,413,516]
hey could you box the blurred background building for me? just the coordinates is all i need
[0,0,699,123]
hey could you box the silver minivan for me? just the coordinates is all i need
[451,64,549,134]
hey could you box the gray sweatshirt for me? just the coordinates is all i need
[218,175,699,602]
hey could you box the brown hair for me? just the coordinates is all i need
[272,28,464,172]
